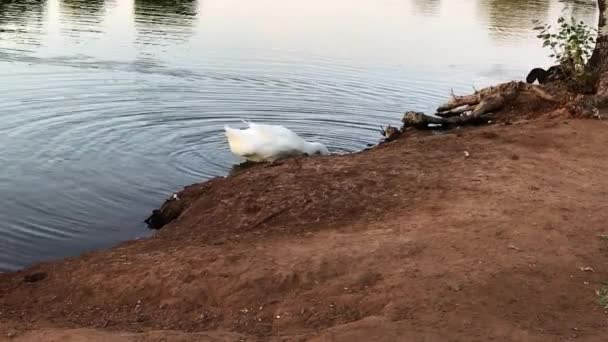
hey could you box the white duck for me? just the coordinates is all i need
[224,121,330,162]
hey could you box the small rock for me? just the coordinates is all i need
[580,267,594,272]
[24,272,47,283]
[448,283,462,292]
[276,315,281,319]
[7,332,15,338]
[380,125,402,142]
[572,327,579,331]
[508,244,522,251]
[464,151,470,158]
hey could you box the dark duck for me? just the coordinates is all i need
[526,65,565,84]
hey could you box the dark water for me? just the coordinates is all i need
[0,0,598,271]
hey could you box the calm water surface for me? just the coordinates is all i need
[0,0,598,271]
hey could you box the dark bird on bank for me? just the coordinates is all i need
[526,65,565,84]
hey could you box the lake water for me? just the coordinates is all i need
[0,0,598,271]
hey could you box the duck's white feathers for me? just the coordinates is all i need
[224,121,328,162]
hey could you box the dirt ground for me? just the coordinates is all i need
[3,116,608,341]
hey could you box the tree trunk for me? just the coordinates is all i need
[588,0,608,105]
[566,0,608,117]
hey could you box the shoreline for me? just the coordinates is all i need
[3,117,608,341]
[2,1,608,340]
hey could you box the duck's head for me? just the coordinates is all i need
[305,142,330,156]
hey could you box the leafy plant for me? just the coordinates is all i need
[533,16,597,89]
[596,286,608,309]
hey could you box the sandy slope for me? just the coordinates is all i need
[2,118,608,341]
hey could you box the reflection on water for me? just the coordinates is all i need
[60,0,107,41]
[0,0,599,271]
[478,0,551,40]
[61,0,106,20]
[134,0,197,49]
[479,0,598,41]
[135,0,197,18]
[559,0,599,24]
[411,0,441,15]
[0,0,46,46]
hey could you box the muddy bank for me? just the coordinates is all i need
[3,115,608,341]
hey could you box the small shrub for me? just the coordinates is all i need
[596,286,608,309]
[533,16,597,90]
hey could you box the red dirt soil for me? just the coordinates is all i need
[2,117,608,341]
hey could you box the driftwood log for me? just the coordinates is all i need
[402,111,494,130]
[401,82,558,130]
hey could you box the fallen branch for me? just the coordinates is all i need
[403,82,560,130]
[443,82,556,112]
[402,111,494,130]
[436,104,476,118]
[526,86,559,103]
[437,91,481,113]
